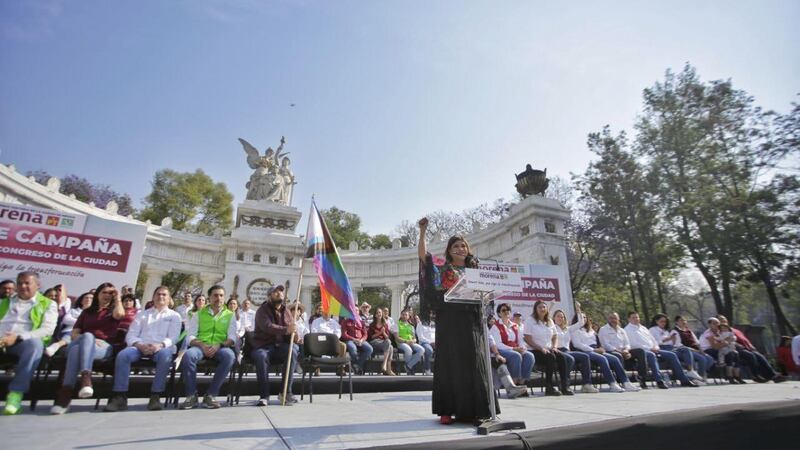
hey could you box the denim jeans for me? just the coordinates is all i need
[420,343,435,372]
[398,343,424,371]
[563,350,591,383]
[628,348,662,382]
[63,332,113,386]
[583,350,630,384]
[5,338,44,393]
[344,340,373,371]
[655,349,690,383]
[498,348,535,381]
[113,346,175,393]
[181,346,235,396]
[251,343,299,399]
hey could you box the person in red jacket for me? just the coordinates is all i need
[776,336,799,378]
[340,314,373,375]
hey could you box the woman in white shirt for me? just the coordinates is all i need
[649,313,704,383]
[570,312,639,392]
[523,300,572,396]
[553,306,598,393]
[489,303,534,386]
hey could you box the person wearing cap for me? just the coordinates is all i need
[358,302,373,326]
[180,285,237,409]
[250,285,300,406]
[340,310,373,375]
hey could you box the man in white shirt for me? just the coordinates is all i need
[416,312,436,375]
[175,291,193,323]
[599,312,656,389]
[624,312,697,388]
[103,286,182,413]
[0,272,57,415]
[310,310,346,356]
[241,298,256,332]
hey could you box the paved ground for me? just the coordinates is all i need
[2,381,799,449]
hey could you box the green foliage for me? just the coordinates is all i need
[370,234,392,250]
[138,169,233,236]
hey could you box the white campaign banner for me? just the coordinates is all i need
[0,201,148,297]
[478,261,575,322]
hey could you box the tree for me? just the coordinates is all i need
[394,197,514,246]
[321,206,371,249]
[138,169,233,236]
[370,234,392,250]
[28,171,135,216]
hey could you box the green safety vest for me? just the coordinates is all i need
[397,320,415,342]
[0,293,54,345]
[196,306,233,345]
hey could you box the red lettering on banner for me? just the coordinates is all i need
[0,223,131,273]
[497,276,561,302]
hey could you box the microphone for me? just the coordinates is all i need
[465,254,480,268]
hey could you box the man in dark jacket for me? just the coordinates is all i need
[250,285,299,406]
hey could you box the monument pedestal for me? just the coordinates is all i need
[235,200,302,234]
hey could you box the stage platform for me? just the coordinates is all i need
[2,381,798,449]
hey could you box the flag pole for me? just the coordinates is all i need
[281,197,314,406]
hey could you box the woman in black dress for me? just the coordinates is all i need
[417,217,497,425]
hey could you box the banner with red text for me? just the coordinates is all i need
[478,261,574,321]
[0,201,147,297]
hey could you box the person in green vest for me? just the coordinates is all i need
[180,284,237,409]
[0,271,57,415]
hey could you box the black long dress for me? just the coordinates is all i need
[419,253,498,419]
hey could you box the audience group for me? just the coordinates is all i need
[0,271,796,416]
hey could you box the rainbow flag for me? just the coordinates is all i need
[304,201,360,323]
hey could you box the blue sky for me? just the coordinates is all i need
[1,0,798,235]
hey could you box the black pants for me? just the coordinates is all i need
[737,347,777,379]
[532,349,569,389]
[610,349,648,380]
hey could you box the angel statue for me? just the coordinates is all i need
[239,136,293,204]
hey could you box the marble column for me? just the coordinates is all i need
[388,283,405,321]
[141,266,168,303]
[300,285,314,316]
[199,273,222,296]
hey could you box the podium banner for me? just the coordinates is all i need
[478,261,573,321]
[0,201,147,296]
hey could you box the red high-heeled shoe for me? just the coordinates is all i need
[439,415,455,425]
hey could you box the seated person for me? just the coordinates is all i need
[699,317,742,384]
[487,323,527,399]
[523,300,572,396]
[416,311,436,376]
[490,303,534,386]
[624,312,697,388]
[52,282,126,414]
[46,290,92,357]
[368,308,395,375]
[0,272,57,415]
[649,313,705,384]
[310,309,347,356]
[553,305,598,393]
[392,309,424,375]
[599,312,654,389]
[717,315,786,383]
[250,285,300,406]
[340,313,373,375]
[180,285,237,409]
[672,315,716,383]
[775,336,800,378]
[104,286,181,412]
[571,312,639,392]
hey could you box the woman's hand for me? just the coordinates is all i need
[418,217,429,229]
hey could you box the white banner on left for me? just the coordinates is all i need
[0,201,148,297]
